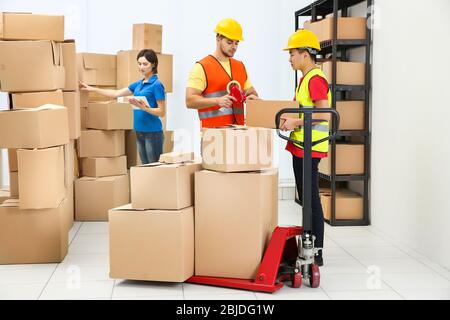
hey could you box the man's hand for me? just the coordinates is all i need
[129,98,148,110]
[217,95,237,108]
[280,116,300,131]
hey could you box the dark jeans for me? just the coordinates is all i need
[292,155,324,250]
[136,131,164,165]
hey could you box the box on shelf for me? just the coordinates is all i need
[303,17,366,42]
[320,188,364,220]
[318,144,365,175]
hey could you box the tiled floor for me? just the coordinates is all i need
[0,200,449,300]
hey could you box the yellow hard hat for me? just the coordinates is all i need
[284,29,321,51]
[214,18,244,41]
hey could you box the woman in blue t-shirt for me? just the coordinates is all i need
[80,49,166,164]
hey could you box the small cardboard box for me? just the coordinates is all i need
[0,105,69,149]
[334,101,365,130]
[319,144,365,175]
[320,189,364,220]
[82,156,127,177]
[86,102,133,130]
[0,198,69,264]
[60,40,78,90]
[77,130,125,158]
[0,12,64,41]
[321,61,365,85]
[17,146,66,209]
[0,40,65,92]
[132,23,162,53]
[195,169,278,279]
[77,53,117,86]
[159,152,195,164]
[75,174,130,221]
[246,100,299,129]
[201,126,273,172]
[130,160,202,210]
[109,204,194,282]
[304,17,366,42]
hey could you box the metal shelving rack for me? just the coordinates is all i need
[294,0,372,226]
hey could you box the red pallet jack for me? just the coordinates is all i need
[187,107,340,293]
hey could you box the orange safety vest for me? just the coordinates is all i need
[197,55,248,128]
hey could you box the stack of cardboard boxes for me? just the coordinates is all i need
[117,23,174,168]
[75,53,131,221]
[109,152,201,282]
[0,12,77,263]
[196,126,278,279]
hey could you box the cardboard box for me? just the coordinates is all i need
[77,53,117,86]
[0,189,11,204]
[132,23,162,53]
[333,101,365,130]
[195,169,278,279]
[60,40,78,90]
[319,144,365,175]
[86,102,133,130]
[17,146,66,209]
[80,107,88,130]
[304,17,366,42]
[117,50,173,93]
[8,149,18,172]
[11,90,64,109]
[0,105,69,149]
[0,198,68,264]
[75,174,130,221]
[125,130,174,168]
[321,61,365,85]
[64,182,75,231]
[0,12,64,41]
[159,152,195,164]
[201,126,273,172]
[78,130,125,158]
[0,40,65,92]
[63,91,81,139]
[131,160,202,210]
[320,189,363,220]
[82,156,127,177]
[109,205,194,282]
[9,171,19,197]
[246,100,299,129]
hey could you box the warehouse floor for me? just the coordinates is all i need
[0,200,448,300]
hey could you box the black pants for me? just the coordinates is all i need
[292,155,324,250]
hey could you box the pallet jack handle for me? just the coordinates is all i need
[275,107,340,231]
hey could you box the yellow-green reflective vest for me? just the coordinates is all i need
[290,68,331,153]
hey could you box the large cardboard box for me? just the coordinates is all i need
[0,12,64,41]
[0,40,65,92]
[82,156,127,177]
[321,61,365,85]
[0,189,11,204]
[109,205,194,282]
[320,189,363,220]
[0,198,68,264]
[0,105,69,149]
[333,101,365,130]
[77,53,117,86]
[246,100,298,129]
[125,130,173,168]
[11,90,64,109]
[195,170,278,279]
[86,102,133,130]
[131,160,202,210]
[9,171,19,197]
[78,130,125,158]
[17,146,66,210]
[201,126,273,172]
[7,149,18,172]
[319,144,365,175]
[117,50,173,93]
[75,174,130,221]
[63,91,81,139]
[60,40,78,90]
[304,17,366,42]
[132,23,162,53]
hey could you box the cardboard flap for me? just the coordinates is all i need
[0,13,3,37]
[1,198,19,208]
[82,53,116,70]
[34,104,66,112]
[50,41,62,66]
[159,152,195,164]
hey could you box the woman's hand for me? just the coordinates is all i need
[79,81,95,92]
[129,97,148,110]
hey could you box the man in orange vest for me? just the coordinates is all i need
[186,18,259,128]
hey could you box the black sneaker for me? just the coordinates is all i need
[314,255,323,267]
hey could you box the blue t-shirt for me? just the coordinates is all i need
[128,75,165,132]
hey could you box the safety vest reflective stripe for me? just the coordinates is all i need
[198,107,244,120]
[300,104,329,132]
[203,90,228,98]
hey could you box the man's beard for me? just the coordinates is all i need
[221,47,234,58]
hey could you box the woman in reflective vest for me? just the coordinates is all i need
[280,29,331,267]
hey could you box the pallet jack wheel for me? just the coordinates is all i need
[292,272,302,288]
[309,264,320,288]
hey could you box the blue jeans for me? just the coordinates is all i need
[136,131,164,165]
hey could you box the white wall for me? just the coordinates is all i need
[371,0,450,268]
